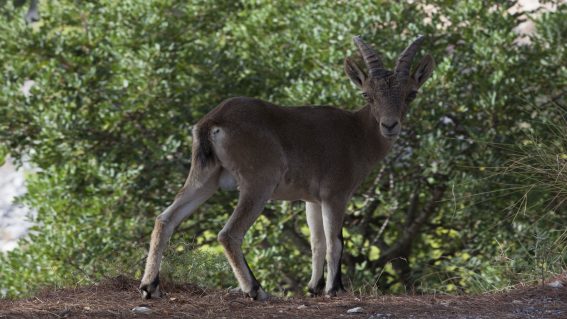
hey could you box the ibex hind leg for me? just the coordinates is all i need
[140,164,221,299]
[218,186,274,301]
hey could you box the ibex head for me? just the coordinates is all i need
[345,35,435,140]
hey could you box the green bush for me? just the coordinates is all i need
[0,0,565,297]
[160,240,236,289]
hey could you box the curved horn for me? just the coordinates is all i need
[395,35,425,81]
[353,36,389,78]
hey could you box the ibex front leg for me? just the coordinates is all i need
[140,171,219,299]
[322,199,347,296]
[218,186,272,300]
[306,202,326,295]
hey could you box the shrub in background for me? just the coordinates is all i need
[0,0,565,297]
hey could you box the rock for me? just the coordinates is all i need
[548,280,564,288]
[297,304,308,309]
[347,306,364,314]
[132,306,152,314]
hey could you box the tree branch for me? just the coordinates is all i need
[374,180,447,268]
[263,207,311,255]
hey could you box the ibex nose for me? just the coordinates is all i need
[380,121,399,131]
[379,118,401,139]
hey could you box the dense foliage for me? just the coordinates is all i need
[0,0,565,297]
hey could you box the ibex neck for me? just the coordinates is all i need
[355,104,393,164]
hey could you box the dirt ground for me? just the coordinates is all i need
[1,276,566,318]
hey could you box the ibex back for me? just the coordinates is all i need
[140,35,435,300]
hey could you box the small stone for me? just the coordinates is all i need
[132,306,152,314]
[297,304,308,309]
[347,306,364,313]
[169,297,177,301]
[548,280,564,288]
[512,300,522,304]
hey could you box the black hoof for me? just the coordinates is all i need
[248,287,269,301]
[308,288,321,297]
[325,286,347,298]
[139,275,160,299]
[308,276,325,296]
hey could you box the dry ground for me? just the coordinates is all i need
[1,276,566,318]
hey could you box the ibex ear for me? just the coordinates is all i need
[412,55,435,88]
[344,57,366,89]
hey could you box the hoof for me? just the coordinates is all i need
[139,276,161,300]
[308,287,324,297]
[248,287,270,301]
[325,287,346,298]
[308,277,325,297]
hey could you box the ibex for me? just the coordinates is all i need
[140,35,435,300]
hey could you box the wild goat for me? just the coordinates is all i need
[140,35,435,300]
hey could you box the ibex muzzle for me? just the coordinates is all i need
[140,35,435,300]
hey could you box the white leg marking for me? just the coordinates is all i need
[306,202,326,292]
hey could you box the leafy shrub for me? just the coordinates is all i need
[0,0,565,297]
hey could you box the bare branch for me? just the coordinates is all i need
[374,181,447,268]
